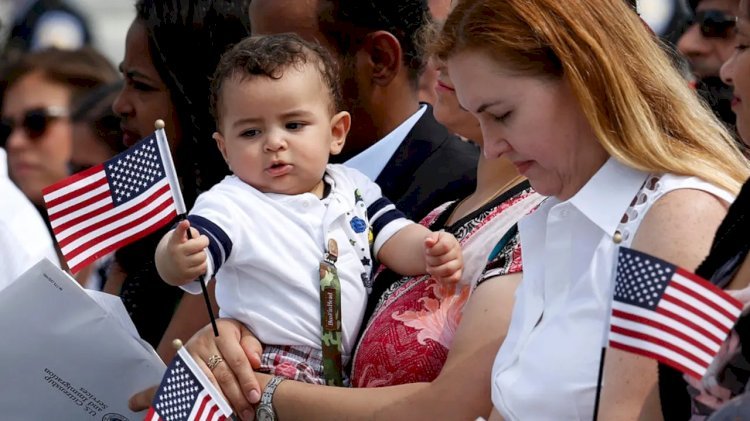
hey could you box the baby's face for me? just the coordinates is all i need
[214,64,347,196]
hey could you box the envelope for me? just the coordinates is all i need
[0,258,165,420]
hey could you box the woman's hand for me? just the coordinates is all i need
[127,318,263,420]
[128,385,158,412]
[685,331,740,410]
[185,318,264,419]
[683,286,750,412]
[728,286,750,312]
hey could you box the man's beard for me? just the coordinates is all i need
[695,76,736,128]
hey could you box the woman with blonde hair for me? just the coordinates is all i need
[431,0,748,419]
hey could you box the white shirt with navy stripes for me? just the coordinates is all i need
[183,164,411,360]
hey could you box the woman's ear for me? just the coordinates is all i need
[329,111,351,155]
[212,131,231,170]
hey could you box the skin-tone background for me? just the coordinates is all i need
[677,0,740,80]
[2,72,72,205]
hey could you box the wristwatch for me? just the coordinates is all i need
[256,375,285,421]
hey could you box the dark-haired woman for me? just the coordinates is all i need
[108,0,251,361]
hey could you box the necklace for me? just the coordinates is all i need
[446,174,526,225]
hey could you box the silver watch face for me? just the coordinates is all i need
[256,405,275,421]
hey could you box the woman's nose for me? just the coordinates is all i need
[112,87,131,117]
[483,135,512,160]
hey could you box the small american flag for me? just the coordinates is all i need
[146,346,233,421]
[608,247,743,379]
[42,130,185,274]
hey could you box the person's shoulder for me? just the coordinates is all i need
[649,174,734,216]
[426,133,479,176]
[193,176,252,207]
[648,187,728,229]
[442,133,480,156]
[632,178,730,271]
[327,163,374,187]
[199,176,235,195]
[0,179,55,260]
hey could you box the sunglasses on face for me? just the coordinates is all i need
[0,106,69,148]
[687,10,737,38]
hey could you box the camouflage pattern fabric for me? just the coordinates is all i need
[320,239,344,386]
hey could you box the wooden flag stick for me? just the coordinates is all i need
[155,119,219,337]
[592,347,607,421]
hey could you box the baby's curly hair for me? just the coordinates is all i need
[210,33,343,122]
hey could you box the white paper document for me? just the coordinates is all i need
[0,259,165,420]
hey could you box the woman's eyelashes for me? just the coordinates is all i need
[490,110,512,123]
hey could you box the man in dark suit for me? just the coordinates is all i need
[249,0,478,222]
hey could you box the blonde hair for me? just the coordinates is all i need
[433,0,749,194]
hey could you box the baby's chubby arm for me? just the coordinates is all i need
[377,223,463,284]
[155,220,210,286]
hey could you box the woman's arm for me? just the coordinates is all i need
[264,273,522,421]
[598,188,729,420]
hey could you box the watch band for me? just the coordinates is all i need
[256,375,285,421]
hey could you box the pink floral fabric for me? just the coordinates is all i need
[351,187,532,387]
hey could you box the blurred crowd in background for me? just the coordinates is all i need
[0,0,716,77]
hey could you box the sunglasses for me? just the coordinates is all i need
[0,106,69,148]
[687,10,737,38]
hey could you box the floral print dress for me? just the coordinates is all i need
[350,182,535,387]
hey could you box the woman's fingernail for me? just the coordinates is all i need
[249,389,261,403]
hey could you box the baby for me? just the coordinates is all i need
[155,34,463,385]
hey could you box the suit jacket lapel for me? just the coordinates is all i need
[375,105,449,201]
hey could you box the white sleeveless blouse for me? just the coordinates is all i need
[491,158,734,420]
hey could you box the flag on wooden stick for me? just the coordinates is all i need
[42,128,185,273]
[608,247,743,379]
[146,345,233,421]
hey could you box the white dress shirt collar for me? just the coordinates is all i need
[566,157,648,234]
[344,105,427,180]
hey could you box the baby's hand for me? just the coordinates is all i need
[424,231,463,285]
[160,220,210,285]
